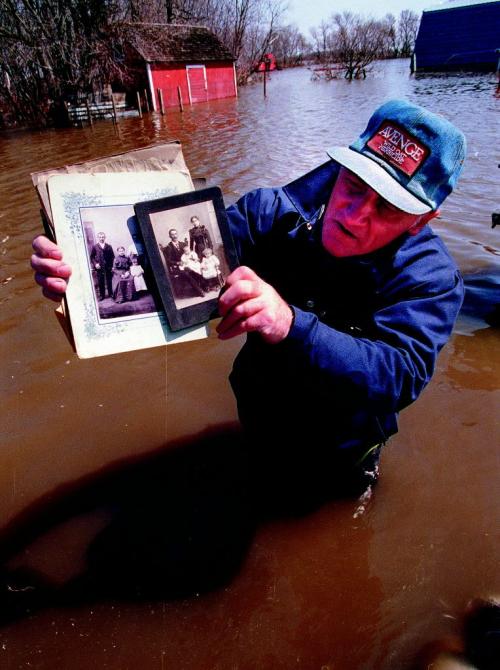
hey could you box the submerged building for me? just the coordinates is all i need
[413,0,500,72]
[122,24,237,111]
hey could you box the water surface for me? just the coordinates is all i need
[0,60,499,669]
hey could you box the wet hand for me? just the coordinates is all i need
[31,235,72,302]
[216,266,293,344]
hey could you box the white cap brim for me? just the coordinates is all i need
[327,146,432,216]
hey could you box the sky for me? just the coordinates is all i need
[286,0,443,33]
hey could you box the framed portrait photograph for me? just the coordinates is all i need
[134,187,239,331]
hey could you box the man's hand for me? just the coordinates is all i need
[31,235,72,302]
[216,266,293,344]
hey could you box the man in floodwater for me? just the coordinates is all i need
[31,100,467,507]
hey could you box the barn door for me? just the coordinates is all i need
[186,65,208,104]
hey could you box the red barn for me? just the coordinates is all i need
[123,23,237,111]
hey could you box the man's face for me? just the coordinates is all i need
[321,168,437,258]
[98,233,106,243]
[169,230,178,242]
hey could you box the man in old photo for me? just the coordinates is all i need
[89,232,114,301]
[163,228,206,298]
[31,99,467,507]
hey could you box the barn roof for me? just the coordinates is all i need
[123,23,235,63]
[425,0,499,12]
[414,0,500,70]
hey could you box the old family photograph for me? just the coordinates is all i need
[84,200,228,320]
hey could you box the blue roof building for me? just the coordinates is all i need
[413,0,500,72]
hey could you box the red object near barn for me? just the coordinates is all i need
[123,24,237,111]
[255,53,277,72]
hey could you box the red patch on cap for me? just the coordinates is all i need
[366,121,429,176]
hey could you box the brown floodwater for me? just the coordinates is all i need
[0,60,499,669]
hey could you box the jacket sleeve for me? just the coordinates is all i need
[285,249,464,414]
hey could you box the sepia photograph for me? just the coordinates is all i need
[135,187,239,331]
[80,204,160,321]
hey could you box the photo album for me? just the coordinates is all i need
[31,142,239,359]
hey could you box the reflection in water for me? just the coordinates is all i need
[0,428,254,614]
[445,329,499,392]
[0,425,385,670]
[0,60,499,668]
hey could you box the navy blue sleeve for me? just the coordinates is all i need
[285,245,464,413]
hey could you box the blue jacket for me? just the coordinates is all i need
[226,160,464,456]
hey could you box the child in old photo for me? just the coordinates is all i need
[200,247,222,291]
[130,256,147,293]
[180,243,202,275]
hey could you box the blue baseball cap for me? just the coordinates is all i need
[327,99,467,215]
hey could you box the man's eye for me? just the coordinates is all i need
[346,180,363,193]
[381,199,398,213]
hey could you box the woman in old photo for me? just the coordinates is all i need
[188,215,212,261]
[112,246,135,303]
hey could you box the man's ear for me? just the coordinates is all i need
[408,209,440,236]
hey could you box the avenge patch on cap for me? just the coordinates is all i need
[366,121,429,177]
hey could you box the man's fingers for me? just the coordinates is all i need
[36,272,67,302]
[217,310,267,341]
[34,272,68,293]
[32,235,63,259]
[224,265,259,285]
[216,297,263,335]
[31,236,70,302]
[218,279,260,316]
[30,254,72,279]
[41,286,66,303]
[217,320,249,340]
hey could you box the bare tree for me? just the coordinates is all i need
[380,13,398,58]
[127,0,215,24]
[309,20,333,62]
[331,12,386,79]
[273,24,307,67]
[308,7,422,78]
[206,0,287,81]
[397,9,420,57]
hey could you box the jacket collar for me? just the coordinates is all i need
[283,159,340,221]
